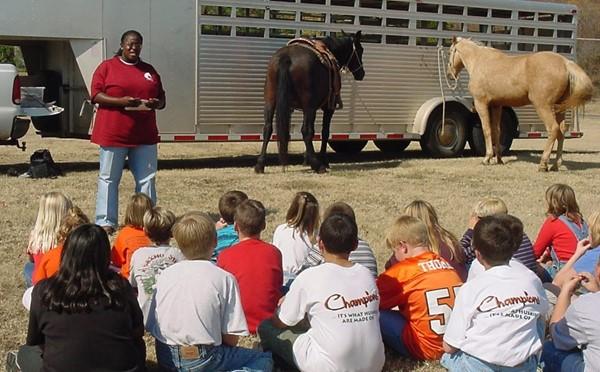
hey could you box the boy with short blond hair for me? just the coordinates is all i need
[147,212,272,371]
[217,199,283,333]
[442,214,549,371]
[213,190,248,261]
[129,206,184,323]
[377,215,463,360]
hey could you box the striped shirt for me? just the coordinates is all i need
[460,228,538,272]
[304,238,378,277]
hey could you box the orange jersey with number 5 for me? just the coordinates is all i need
[377,251,463,360]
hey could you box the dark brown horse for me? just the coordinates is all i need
[255,31,365,173]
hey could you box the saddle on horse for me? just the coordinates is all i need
[287,38,343,110]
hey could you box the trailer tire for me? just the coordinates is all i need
[420,108,467,157]
[468,109,517,156]
[328,140,368,154]
[374,140,410,154]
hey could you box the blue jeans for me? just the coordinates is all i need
[441,351,538,372]
[95,145,157,227]
[155,340,273,372]
[540,341,585,372]
[23,262,34,288]
[379,310,409,357]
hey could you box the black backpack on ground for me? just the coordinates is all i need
[28,149,62,178]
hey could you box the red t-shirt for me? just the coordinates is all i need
[533,216,582,261]
[217,238,283,333]
[90,56,164,147]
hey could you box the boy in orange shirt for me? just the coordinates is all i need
[111,193,153,278]
[377,215,463,360]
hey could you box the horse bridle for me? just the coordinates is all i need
[341,42,363,74]
[447,45,459,80]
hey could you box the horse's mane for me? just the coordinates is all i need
[321,35,352,54]
[457,37,497,52]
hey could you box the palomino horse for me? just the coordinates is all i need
[447,37,593,171]
[255,31,365,173]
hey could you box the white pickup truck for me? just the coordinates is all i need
[0,63,63,150]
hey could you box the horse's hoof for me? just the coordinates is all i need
[538,165,549,172]
[482,159,492,165]
[316,166,328,174]
[254,165,265,174]
[549,164,559,172]
[497,158,504,165]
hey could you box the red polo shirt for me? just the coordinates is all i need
[90,56,164,147]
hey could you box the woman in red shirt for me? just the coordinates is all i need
[90,30,166,234]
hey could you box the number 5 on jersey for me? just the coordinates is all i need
[425,286,460,335]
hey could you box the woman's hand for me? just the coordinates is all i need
[144,98,162,109]
[120,96,141,107]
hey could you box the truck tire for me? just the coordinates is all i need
[468,109,517,156]
[328,140,368,154]
[420,108,467,157]
[374,140,410,154]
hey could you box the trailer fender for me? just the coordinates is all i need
[412,97,473,135]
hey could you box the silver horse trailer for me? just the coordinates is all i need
[0,0,581,156]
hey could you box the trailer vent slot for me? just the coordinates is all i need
[236,27,265,37]
[201,25,231,35]
[387,1,409,11]
[201,6,231,17]
[442,5,463,15]
[387,18,409,28]
[236,8,264,19]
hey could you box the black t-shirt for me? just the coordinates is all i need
[27,280,146,371]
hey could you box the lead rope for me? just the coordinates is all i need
[437,46,459,136]
[340,44,379,127]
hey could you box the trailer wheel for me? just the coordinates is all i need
[328,140,368,154]
[420,108,467,157]
[374,140,410,154]
[468,109,517,156]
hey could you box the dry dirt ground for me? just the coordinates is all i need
[1,102,600,371]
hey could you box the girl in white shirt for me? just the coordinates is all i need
[272,192,320,288]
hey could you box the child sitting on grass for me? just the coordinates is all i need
[259,214,385,372]
[212,190,248,262]
[217,199,283,334]
[111,193,153,279]
[129,206,184,324]
[377,215,463,360]
[442,214,549,372]
[147,212,272,372]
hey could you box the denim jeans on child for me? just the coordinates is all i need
[441,351,538,372]
[540,340,585,372]
[95,145,157,228]
[155,340,272,372]
[379,310,410,357]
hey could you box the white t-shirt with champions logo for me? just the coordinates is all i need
[444,264,549,367]
[278,263,385,372]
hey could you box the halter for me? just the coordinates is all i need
[341,41,363,74]
[447,45,459,81]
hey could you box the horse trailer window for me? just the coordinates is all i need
[518,11,535,21]
[301,0,326,4]
[331,0,355,7]
[466,24,488,33]
[362,33,383,43]
[236,27,265,37]
[359,0,382,9]
[490,41,511,50]
[538,13,555,22]
[492,25,511,34]
[518,27,535,36]
[557,30,573,38]
[360,16,382,26]
[417,3,439,14]
[417,20,439,30]
[538,44,554,52]
[331,14,355,24]
[386,35,409,45]
[491,9,512,19]
[301,30,326,37]
[387,18,409,28]
[236,8,265,19]
[467,7,488,17]
[416,37,438,46]
[558,14,574,23]
[443,22,462,32]
[442,38,453,47]
[269,28,296,38]
[387,1,409,11]
[443,5,463,15]
[301,12,326,22]
[557,45,572,54]
[270,10,296,21]
[518,43,534,51]
[201,6,232,17]
[538,29,554,37]
[201,25,231,35]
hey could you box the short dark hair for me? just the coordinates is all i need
[319,214,358,254]
[234,200,266,236]
[473,214,523,265]
[219,191,248,224]
[323,202,357,225]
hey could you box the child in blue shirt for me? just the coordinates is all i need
[212,190,248,262]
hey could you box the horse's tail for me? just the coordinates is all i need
[275,55,292,166]
[555,60,594,113]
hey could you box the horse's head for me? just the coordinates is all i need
[447,36,464,80]
[335,31,365,81]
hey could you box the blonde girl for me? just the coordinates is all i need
[533,184,587,269]
[272,191,320,285]
[24,192,72,286]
